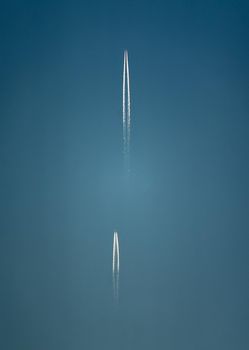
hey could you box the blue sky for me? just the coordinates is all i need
[1,1,249,349]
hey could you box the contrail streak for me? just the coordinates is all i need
[112,232,120,301]
[122,50,131,172]
[126,51,131,155]
[123,52,127,158]
[112,232,119,273]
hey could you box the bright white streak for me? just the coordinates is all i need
[112,232,120,300]
[112,232,116,273]
[126,51,131,155]
[112,232,119,273]
[122,50,131,171]
[115,232,120,272]
[122,52,127,158]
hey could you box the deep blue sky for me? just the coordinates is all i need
[1,1,249,349]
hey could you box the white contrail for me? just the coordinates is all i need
[112,232,116,273]
[123,52,127,158]
[112,232,120,273]
[115,232,120,271]
[112,232,120,300]
[126,51,131,156]
[122,50,131,171]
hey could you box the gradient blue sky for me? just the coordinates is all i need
[1,1,249,349]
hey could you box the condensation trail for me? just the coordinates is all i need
[112,232,119,274]
[126,51,131,155]
[112,232,116,272]
[122,52,127,158]
[115,232,120,271]
[112,232,120,301]
[122,50,131,171]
